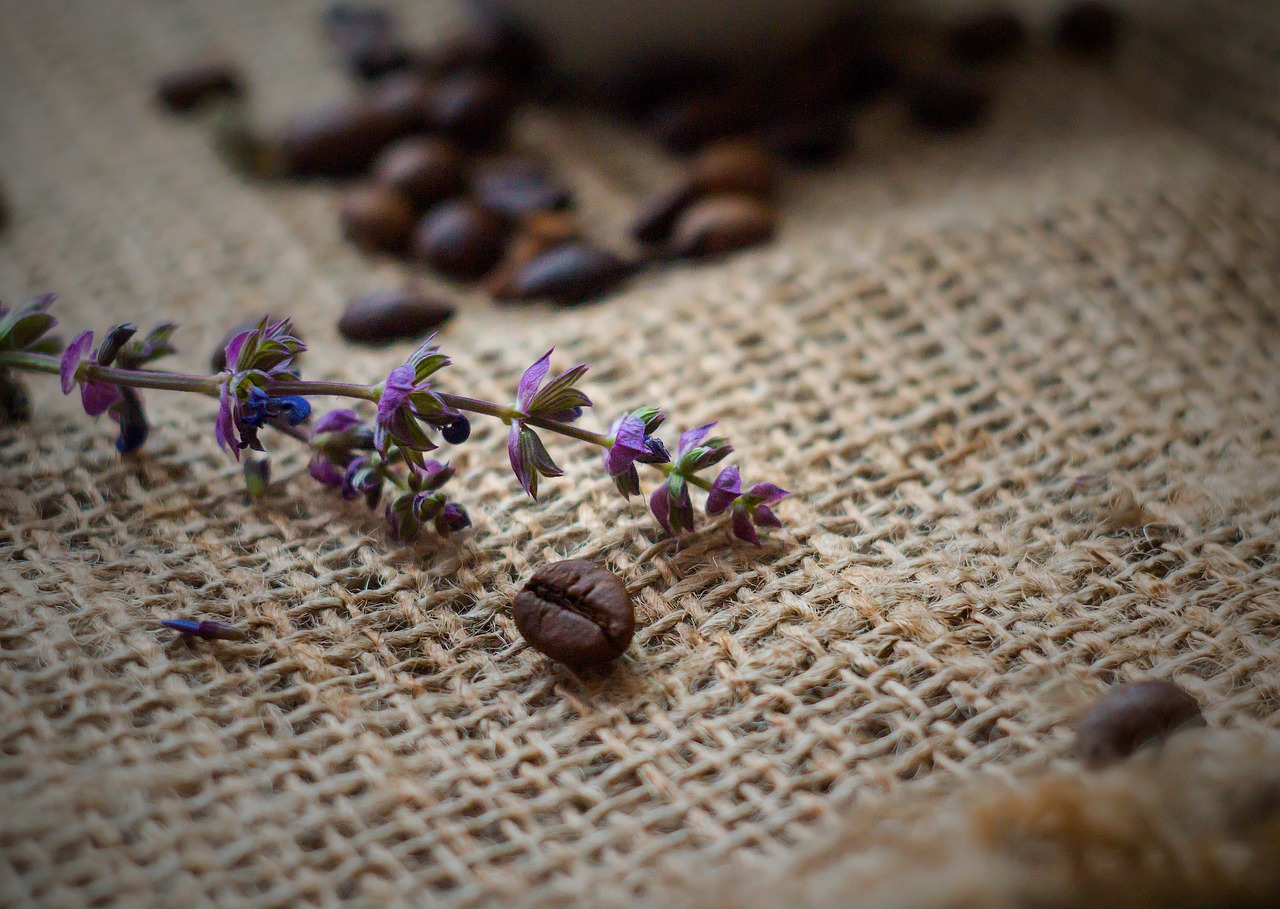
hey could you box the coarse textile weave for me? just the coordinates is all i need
[2,1,1279,907]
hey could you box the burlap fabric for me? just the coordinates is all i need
[2,1,1279,907]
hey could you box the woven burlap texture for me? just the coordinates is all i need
[2,1,1279,907]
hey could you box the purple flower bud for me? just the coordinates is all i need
[508,423,561,499]
[411,459,456,491]
[314,408,362,434]
[109,387,149,454]
[96,323,138,368]
[161,618,248,641]
[441,413,471,444]
[60,330,93,394]
[435,502,471,535]
[706,465,742,516]
[730,503,760,545]
[308,454,344,487]
[649,482,672,534]
[677,422,717,457]
[603,414,648,476]
[746,482,790,505]
[60,329,124,418]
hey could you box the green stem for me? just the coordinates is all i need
[268,379,378,401]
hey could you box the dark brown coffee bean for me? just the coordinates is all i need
[948,9,1026,64]
[337,289,455,344]
[279,97,418,178]
[645,92,761,153]
[474,157,572,218]
[763,109,850,165]
[1076,680,1206,768]
[632,139,776,244]
[427,72,514,148]
[1054,2,1122,59]
[513,560,635,669]
[322,4,409,80]
[155,61,244,113]
[507,243,631,305]
[339,184,416,254]
[210,316,300,372]
[411,16,544,85]
[413,199,507,279]
[667,194,775,259]
[486,211,578,297]
[907,71,992,133]
[366,73,434,128]
[371,137,467,209]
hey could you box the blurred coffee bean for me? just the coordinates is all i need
[427,72,514,148]
[632,139,776,244]
[366,73,433,128]
[601,55,725,118]
[1054,2,1122,59]
[155,61,244,113]
[322,4,409,80]
[763,109,850,165]
[210,316,300,372]
[337,288,455,344]
[507,243,631,304]
[413,199,507,279]
[279,95,418,178]
[948,9,1026,64]
[667,194,775,259]
[1076,680,1206,768]
[474,157,572,218]
[907,71,991,133]
[486,211,578,297]
[645,92,761,153]
[339,184,416,254]
[371,137,467,209]
[411,15,544,85]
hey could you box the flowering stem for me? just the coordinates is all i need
[268,379,378,401]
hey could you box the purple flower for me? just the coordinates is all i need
[108,387,149,454]
[435,502,471,535]
[219,316,305,377]
[508,422,561,499]
[650,474,695,535]
[506,349,588,498]
[342,456,383,507]
[308,454,345,487]
[214,318,308,460]
[410,459,456,492]
[60,330,123,417]
[602,411,671,498]
[726,481,790,545]
[373,342,457,467]
[706,465,742,516]
[217,386,310,457]
[314,408,362,434]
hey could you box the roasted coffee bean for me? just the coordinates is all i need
[322,4,408,80]
[371,137,467,209]
[474,157,572,218]
[339,184,416,254]
[155,61,244,113]
[427,72,514,148]
[1076,680,1206,768]
[666,194,775,259]
[907,71,991,133]
[411,16,543,85]
[513,560,635,669]
[413,199,507,279]
[210,316,300,372]
[279,98,418,178]
[644,92,761,153]
[763,109,850,165]
[366,73,434,128]
[632,139,776,244]
[486,211,578,297]
[507,243,631,305]
[1054,2,1122,59]
[948,9,1026,64]
[337,288,455,344]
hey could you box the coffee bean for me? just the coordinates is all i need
[427,72,514,148]
[322,4,409,80]
[339,184,416,254]
[486,211,578,297]
[210,316,300,372]
[1076,680,1206,768]
[513,560,635,669]
[645,91,761,153]
[948,9,1026,64]
[474,157,572,218]
[632,139,776,244]
[763,109,850,165]
[411,16,544,85]
[907,71,992,133]
[337,289,455,344]
[666,194,775,259]
[413,199,507,279]
[1054,2,1122,59]
[279,97,418,178]
[371,137,467,209]
[155,61,244,113]
[507,243,631,304]
[366,73,434,128]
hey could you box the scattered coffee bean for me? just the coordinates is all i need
[507,243,632,305]
[411,16,543,85]
[632,139,776,244]
[666,194,776,259]
[948,9,1026,64]
[412,199,507,279]
[337,288,455,344]
[645,91,761,153]
[474,157,573,217]
[155,61,244,113]
[322,4,408,80]
[1076,680,1206,768]
[279,97,418,177]
[763,108,850,165]
[339,184,416,254]
[210,316,300,372]
[907,71,992,133]
[1054,1,1122,59]
[513,560,636,669]
[486,211,579,296]
[427,72,514,148]
[371,137,467,209]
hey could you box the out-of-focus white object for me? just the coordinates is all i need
[472,0,859,81]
